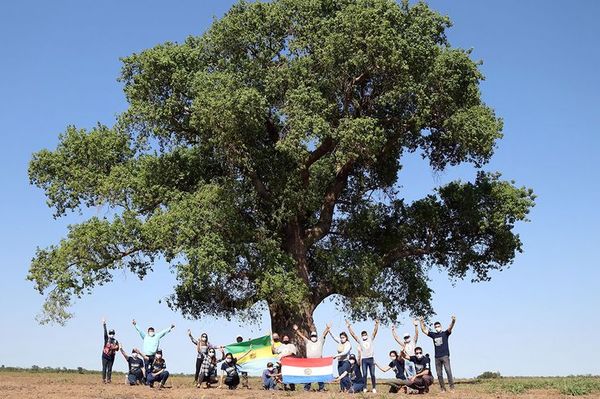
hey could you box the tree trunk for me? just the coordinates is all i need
[269,301,315,358]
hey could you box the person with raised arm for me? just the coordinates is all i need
[119,344,145,385]
[188,330,215,385]
[329,329,352,391]
[293,322,330,392]
[132,318,174,374]
[346,319,379,393]
[197,346,225,388]
[391,319,419,356]
[420,315,456,392]
[101,319,120,384]
[134,348,170,389]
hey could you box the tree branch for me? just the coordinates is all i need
[300,137,335,187]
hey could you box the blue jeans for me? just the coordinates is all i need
[147,370,169,386]
[350,382,365,393]
[361,357,376,389]
[338,360,351,391]
[127,369,143,385]
[263,379,276,390]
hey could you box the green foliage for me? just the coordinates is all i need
[29,0,535,326]
[479,376,600,397]
[477,371,502,379]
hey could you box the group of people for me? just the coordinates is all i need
[100,315,457,394]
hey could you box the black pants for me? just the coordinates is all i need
[225,375,240,389]
[101,356,114,382]
[194,357,203,383]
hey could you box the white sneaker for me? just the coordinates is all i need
[363,388,368,393]
[372,388,377,393]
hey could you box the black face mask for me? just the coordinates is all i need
[282,340,290,344]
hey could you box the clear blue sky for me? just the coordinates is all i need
[1,0,598,377]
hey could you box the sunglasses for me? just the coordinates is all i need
[415,352,423,355]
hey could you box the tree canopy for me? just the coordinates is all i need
[28,0,535,329]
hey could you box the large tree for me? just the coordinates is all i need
[28,0,534,336]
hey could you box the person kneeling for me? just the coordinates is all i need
[120,346,145,385]
[408,347,434,393]
[262,362,279,390]
[335,353,365,394]
[376,350,412,393]
[135,348,169,388]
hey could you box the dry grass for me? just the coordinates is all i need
[1,371,599,399]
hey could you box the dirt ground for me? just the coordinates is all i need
[1,372,599,399]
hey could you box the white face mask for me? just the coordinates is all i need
[416,354,423,359]
[148,331,155,337]
[404,337,411,343]
[435,327,442,333]
[390,356,397,361]
[349,359,356,365]
[310,336,318,342]
[109,334,115,338]
[155,354,162,359]
[132,353,138,358]
[340,336,347,343]
[362,336,368,341]
[267,367,273,371]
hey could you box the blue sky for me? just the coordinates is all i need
[0,0,598,377]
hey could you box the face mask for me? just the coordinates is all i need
[226,358,232,363]
[268,367,273,371]
[209,351,215,357]
[201,336,207,342]
[362,336,368,341]
[109,334,115,338]
[340,337,347,343]
[132,353,138,359]
[416,354,423,359]
[282,340,290,344]
[404,337,411,343]
[390,356,397,361]
[155,354,162,359]
[349,360,356,365]
[273,337,280,342]
[148,331,155,337]
[435,327,442,333]
[310,336,318,342]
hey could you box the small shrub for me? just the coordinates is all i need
[477,371,501,379]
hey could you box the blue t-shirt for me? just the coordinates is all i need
[262,369,274,385]
[388,359,406,379]
[427,330,451,358]
[221,359,239,377]
[127,356,144,373]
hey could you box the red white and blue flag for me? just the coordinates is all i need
[281,357,335,384]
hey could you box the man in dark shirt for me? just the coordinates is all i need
[119,346,145,385]
[408,347,434,393]
[420,316,456,391]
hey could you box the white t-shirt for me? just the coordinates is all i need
[403,339,416,356]
[275,343,297,359]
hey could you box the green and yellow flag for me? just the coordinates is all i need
[224,335,278,374]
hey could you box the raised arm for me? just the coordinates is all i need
[413,319,419,343]
[372,319,380,340]
[292,324,308,341]
[447,315,456,333]
[133,319,145,339]
[419,317,429,335]
[103,319,108,344]
[328,330,340,344]
[133,348,149,362]
[391,325,405,347]
[119,346,129,361]
[322,323,331,341]
[158,324,175,339]
[345,320,360,343]
[187,329,198,345]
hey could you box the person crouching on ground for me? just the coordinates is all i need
[134,349,169,389]
[262,362,278,390]
[119,345,145,385]
[198,347,224,388]
[335,351,365,394]
[218,348,253,390]
[375,350,413,393]
[408,346,434,393]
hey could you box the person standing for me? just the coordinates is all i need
[234,335,251,389]
[329,330,352,391]
[346,319,379,393]
[391,319,419,356]
[188,330,215,385]
[119,345,145,385]
[101,319,120,384]
[272,334,297,391]
[132,319,174,375]
[293,323,330,392]
[420,315,456,392]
